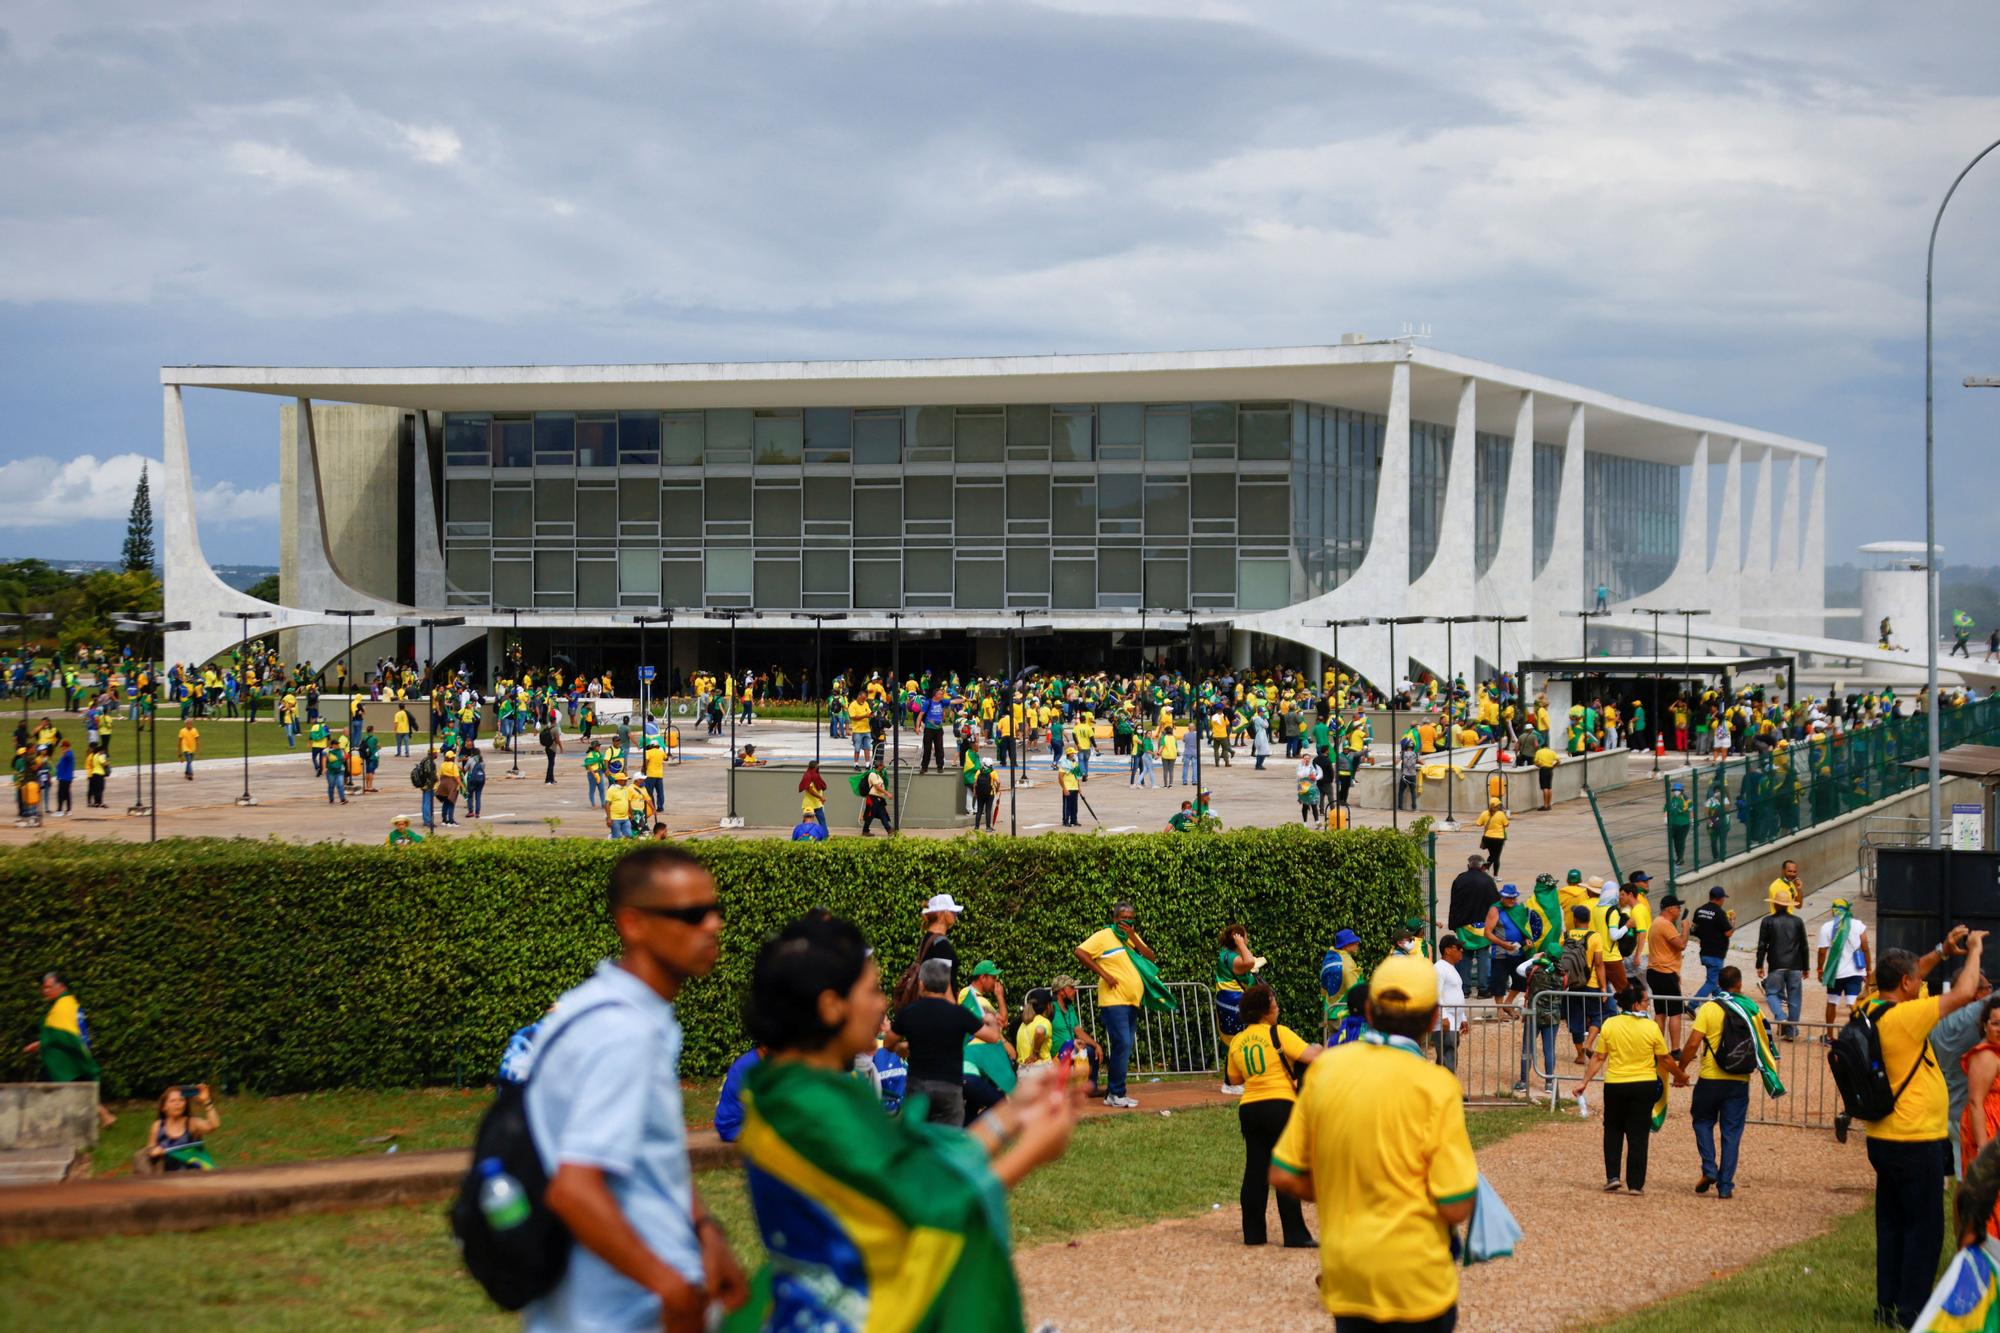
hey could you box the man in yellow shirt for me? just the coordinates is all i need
[1271,955,1477,1327]
[392,705,413,756]
[1474,797,1509,871]
[1858,926,1984,1328]
[1673,964,1772,1200]
[1533,742,1559,809]
[1766,859,1804,912]
[602,772,636,839]
[1074,904,1153,1108]
[176,722,199,781]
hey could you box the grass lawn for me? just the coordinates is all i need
[5,1102,1543,1329]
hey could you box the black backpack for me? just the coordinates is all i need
[410,759,433,790]
[1828,1002,1932,1123]
[451,1002,622,1310]
[539,725,558,750]
[1706,998,1760,1076]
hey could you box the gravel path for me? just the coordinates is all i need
[1018,1098,1874,1332]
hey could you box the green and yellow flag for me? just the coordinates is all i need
[1112,922,1177,1013]
[725,1061,1024,1332]
[38,995,99,1083]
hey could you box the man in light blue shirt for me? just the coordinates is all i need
[525,846,746,1332]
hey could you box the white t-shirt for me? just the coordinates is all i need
[1434,958,1467,1031]
[1816,917,1869,980]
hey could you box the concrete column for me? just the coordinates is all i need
[1799,457,1826,635]
[1662,433,1710,595]
[1476,390,1535,673]
[1230,628,1253,670]
[1543,678,1574,754]
[1530,402,1585,658]
[1745,445,1773,579]
[1420,376,1476,592]
[1707,439,1743,639]
[411,411,447,609]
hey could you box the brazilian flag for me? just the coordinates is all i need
[1111,922,1177,1013]
[725,1061,1025,1333]
[165,1141,217,1171]
[39,995,99,1083]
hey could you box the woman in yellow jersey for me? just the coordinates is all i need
[1575,982,1684,1194]
[1226,985,1321,1246]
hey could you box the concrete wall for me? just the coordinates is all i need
[0,1083,99,1153]
[729,764,974,829]
[279,402,407,666]
[1345,746,1632,813]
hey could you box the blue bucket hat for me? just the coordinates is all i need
[1333,928,1362,950]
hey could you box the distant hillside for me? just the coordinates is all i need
[6,558,278,593]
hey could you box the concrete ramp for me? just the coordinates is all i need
[1595,614,2000,686]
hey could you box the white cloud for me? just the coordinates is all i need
[224,140,353,191]
[398,123,463,165]
[0,454,277,530]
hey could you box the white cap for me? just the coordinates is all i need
[924,893,967,915]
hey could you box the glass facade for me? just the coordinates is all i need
[439,400,1681,613]
[1584,453,1680,602]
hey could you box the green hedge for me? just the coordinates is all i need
[1,827,1430,1096]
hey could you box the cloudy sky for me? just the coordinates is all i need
[2,0,1997,567]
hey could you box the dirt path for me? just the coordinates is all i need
[1018,1100,1874,1331]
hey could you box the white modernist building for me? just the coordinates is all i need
[162,340,1851,687]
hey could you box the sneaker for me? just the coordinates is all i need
[1603,1178,1622,1192]
[1717,1186,1735,1200]
[1511,1081,1529,1094]
[1627,1187,1644,1197]
[1220,1084,1245,1096]
[1103,1095,1139,1109]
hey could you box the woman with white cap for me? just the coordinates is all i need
[917,893,965,992]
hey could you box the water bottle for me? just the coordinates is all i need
[477,1157,531,1232]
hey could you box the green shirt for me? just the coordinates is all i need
[1050,997,1082,1051]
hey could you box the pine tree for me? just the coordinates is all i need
[122,464,155,573]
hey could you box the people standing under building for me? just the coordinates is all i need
[525,846,745,1332]
[1755,891,1808,1041]
[1691,886,1734,999]
[1817,896,1872,1026]
[1270,955,1478,1331]
[1861,927,1984,1330]
[1225,984,1320,1248]
[1075,904,1153,1109]
[1576,982,1683,1194]
[1474,797,1509,871]
[1675,964,1773,1200]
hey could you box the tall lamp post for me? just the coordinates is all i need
[1926,139,2000,845]
[1634,606,1674,773]
[1476,613,1528,742]
[804,614,847,764]
[1184,611,1204,804]
[1676,609,1711,746]
[323,607,374,745]
[218,611,271,805]
[1319,617,1372,708]
[414,616,466,748]
[634,612,672,733]
[117,617,187,840]
[712,610,752,824]
[1439,614,1482,829]
[1373,615,1434,830]
[492,606,526,777]
[888,612,904,832]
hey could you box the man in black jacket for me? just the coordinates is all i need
[1755,894,1809,1040]
[1447,853,1499,994]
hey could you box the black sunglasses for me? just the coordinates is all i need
[629,901,723,926]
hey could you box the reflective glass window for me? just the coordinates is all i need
[535,479,574,526]
[1007,547,1050,594]
[1006,405,1050,447]
[906,556,953,596]
[804,408,852,463]
[493,558,531,607]
[446,480,490,525]
[578,559,617,607]
[854,558,901,608]
[576,414,616,467]
[955,482,1003,537]
[535,550,574,592]
[1191,476,1234,519]
[1239,405,1290,460]
[1144,406,1191,462]
[956,409,1004,463]
[854,483,901,536]
[662,412,704,466]
[494,417,533,468]
[1239,482,1288,536]
[1007,474,1050,520]
[804,477,851,523]
[853,410,901,464]
[576,488,615,538]
[754,484,802,538]
[493,489,532,538]
[1052,481,1095,536]
[706,549,752,598]
[755,558,801,609]
[1099,474,1142,523]
[1192,557,1233,596]
[446,548,489,592]
[1144,480,1189,536]
[1143,558,1188,610]
[955,556,1004,608]
[905,475,952,522]
[705,477,751,523]
[534,413,576,463]
[444,413,489,464]
[618,411,660,465]
[803,549,848,593]
[705,409,754,460]
[1052,406,1094,462]
[1192,402,1235,446]
[1052,558,1095,608]
[1098,547,1141,594]
[1098,404,1143,458]
[754,410,803,464]
[662,558,701,607]
[661,485,702,540]
[620,478,658,523]
[1239,560,1289,610]
[907,407,954,456]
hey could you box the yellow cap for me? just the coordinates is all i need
[1369,955,1439,1014]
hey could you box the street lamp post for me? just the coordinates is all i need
[711,610,752,823]
[218,611,271,805]
[415,617,466,749]
[805,614,848,765]
[1634,606,1674,773]
[1476,614,1528,744]
[634,612,673,737]
[1440,615,1482,829]
[323,607,374,752]
[1927,140,2000,844]
[1010,611,1024,837]
[1675,609,1711,746]
[889,612,903,832]
[1373,616,1435,830]
[1561,607,1613,660]
[1185,611,1203,805]
[117,617,187,841]
[492,607,526,777]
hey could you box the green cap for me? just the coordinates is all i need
[970,960,1002,978]
[1566,868,1582,883]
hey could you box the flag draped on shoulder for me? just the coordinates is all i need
[1718,991,1786,1098]
[1914,1240,2000,1333]
[1112,922,1177,1013]
[725,1061,1023,1333]
[38,995,99,1083]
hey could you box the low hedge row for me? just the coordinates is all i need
[1,827,1429,1095]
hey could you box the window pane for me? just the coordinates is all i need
[1240,406,1290,460]
[620,477,658,523]
[446,480,490,524]
[956,412,1003,463]
[905,475,951,521]
[535,479,574,524]
[854,559,901,608]
[1240,559,1290,610]
[662,412,704,465]
[1006,405,1050,447]
[956,483,1003,537]
[906,555,953,595]
[493,489,532,537]
[755,558,801,608]
[804,408,851,462]
[1143,558,1187,610]
[619,548,659,598]
[802,549,848,593]
[1239,482,1288,536]
[1192,556,1233,595]
[1053,482,1095,536]
[705,477,751,523]
[705,409,753,458]
[1052,407,1094,462]
[576,414,616,468]
[853,410,901,464]
[754,410,803,464]
[446,548,489,592]
[534,412,575,462]
[495,417,532,468]
[1007,547,1050,594]
[577,488,615,538]
[706,548,752,598]
[1053,559,1095,608]
[1192,402,1235,445]
[908,406,953,452]
[1191,475,1234,518]
[804,476,850,523]
[754,485,802,538]
[444,413,489,462]
[1099,473,1141,522]
[662,558,701,607]
[955,557,1003,608]
[1145,480,1189,536]
[618,411,660,464]
[1098,547,1140,594]
[577,560,616,607]
[1007,474,1050,520]
[1099,404,1142,450]
[854,483,900,536]
[535,549,574,592]
[662,486,701,540]
[493,559,531,607]
[1144,406,1190,462]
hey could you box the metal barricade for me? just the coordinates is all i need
[1075,981,1221,1077]
[1437,1000,1540,1106]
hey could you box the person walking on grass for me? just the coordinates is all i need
[1271,955,1478,1332]
[1862,926,1985,1330]
[1674,965,1774,1201]
[1576,982,1684,1195]
[1226,984,1321,1249]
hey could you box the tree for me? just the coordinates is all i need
[245,574,281,603]
[122,465,155,573]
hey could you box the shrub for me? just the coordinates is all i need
[0,827,1428,1095]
